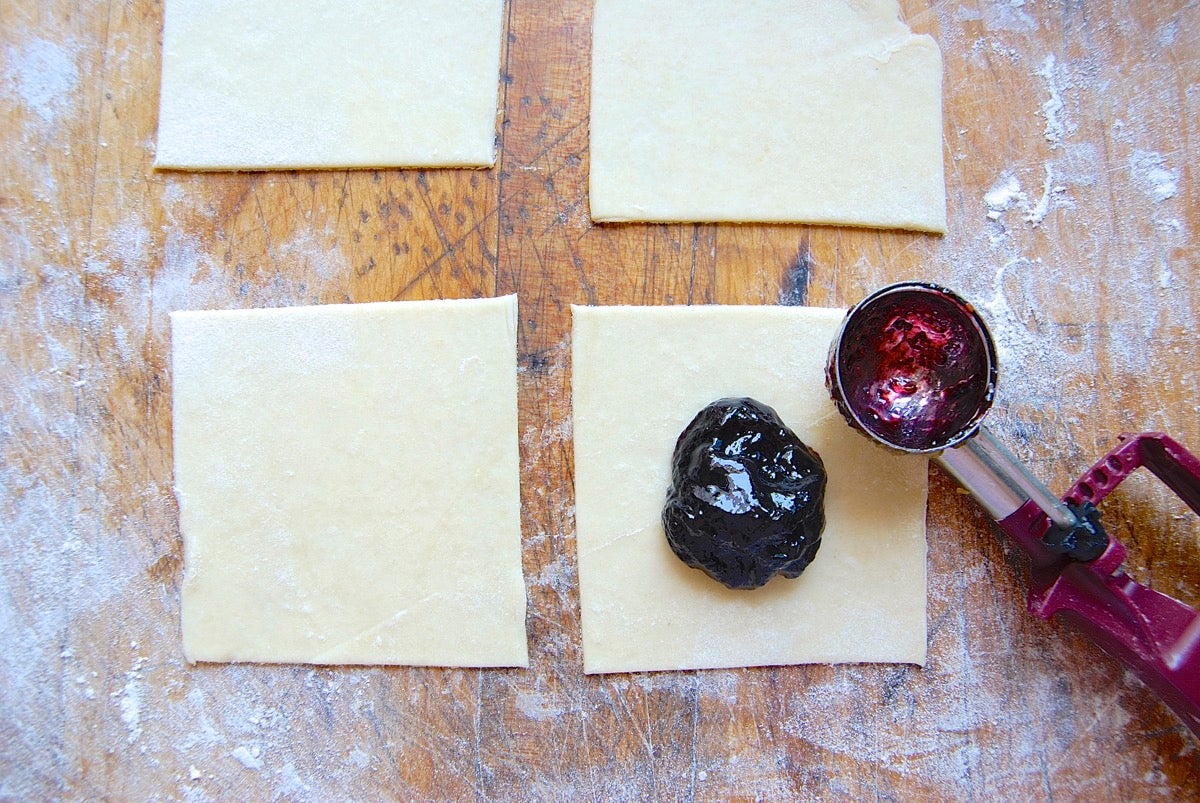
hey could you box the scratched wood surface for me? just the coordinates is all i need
[3,1,1199,799]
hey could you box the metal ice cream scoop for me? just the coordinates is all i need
[827,281,1200,738]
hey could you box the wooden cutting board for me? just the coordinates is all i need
[3,1,1198,798]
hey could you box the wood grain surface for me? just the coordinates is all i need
[3,1,1199,799]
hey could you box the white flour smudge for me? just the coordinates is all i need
[115,652,149,745]
[1129,150,1179,203]
[1023,163,1059,226]
[151,191,351,321]
[231,743,264,770]
[119,677,144,745]
[964,0,1038,34]
[1155,19,1179,48]
[983,164,1063,227]
[276,763,311,797]
[517,689,566,721]
[1037,55,1069,149]
[984,173,1027,220]
[4,37,79,123]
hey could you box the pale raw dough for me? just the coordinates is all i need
[572,305,928,674]
[172,296,528,667]
[589,0,946,232]
[155,0,504,170]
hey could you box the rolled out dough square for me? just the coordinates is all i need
[572,305,928,674]
[172,296,528,667]
[589,0,946,232]
[155,0,504,170]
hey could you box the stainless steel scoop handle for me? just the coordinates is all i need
[936,425,1078,532]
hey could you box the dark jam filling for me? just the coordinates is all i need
[662,398,827,590]
[838,290,993,451]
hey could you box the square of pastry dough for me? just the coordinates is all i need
[589,0,946,232]
[155,0,504,169]
[172,296,528,667]
[572,305,928,674]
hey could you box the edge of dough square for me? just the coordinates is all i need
[588,0,947,231]
[155,0,505,170]
[571,304,928,674]
[172,295,528,667]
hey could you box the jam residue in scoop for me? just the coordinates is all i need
[835,287,994,452]
[662,397,827,590]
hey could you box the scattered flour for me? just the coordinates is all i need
[3,37,79,123]
[231,743,264,771]
[347,747,371,769]
[1129,150,1179,203]
[276,763,311,797]
[150,221,349,319]
[1156,19,1179,48]
[516,689,566,721]
[1022,163,1059,225]
[983,165,1064,227]
[957,0,1038,34]
[984,173,1027,220]
[1037,55,1069,149]
[118,675,144,745]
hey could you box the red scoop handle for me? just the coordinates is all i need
[998,433,1200,737]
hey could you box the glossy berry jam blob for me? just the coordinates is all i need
[830,284,996,453]
[662,397,827,590]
